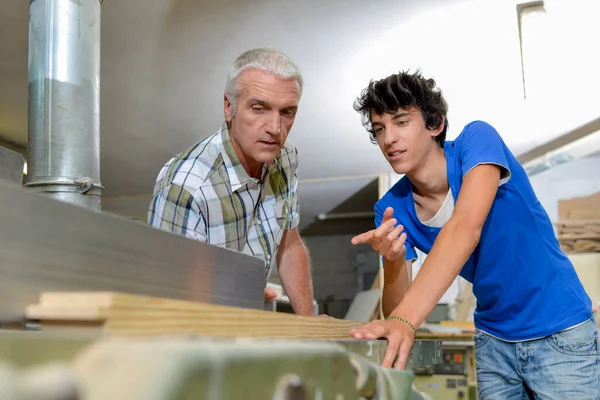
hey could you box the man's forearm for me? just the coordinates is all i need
[278,239,314,316]
[391,218,480,327]
[382,258,411,317]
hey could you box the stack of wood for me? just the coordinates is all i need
[555,192,600,253]
[555,219,600,252]
[26,291,364,338]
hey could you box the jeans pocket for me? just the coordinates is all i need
[474,329,491,350]
[547,318,600,357]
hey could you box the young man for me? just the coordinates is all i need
[350,71,599,399]
[148,48,315,316]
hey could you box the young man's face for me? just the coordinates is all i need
[371,107,443,175]
[224,69,300,176]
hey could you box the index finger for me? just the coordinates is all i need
[351,230,374,245]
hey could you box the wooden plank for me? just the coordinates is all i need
[439,321,475,331]
[572,241,600,252]
[555,225,600,233]
[27,305,104,320]
[558,228,600,236]
[558,232,600,240]
[554,219,600,226]
[27,292,364,339]
[416,332,474,339]
[104,313,361,339]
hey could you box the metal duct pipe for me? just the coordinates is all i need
[520,116,600,177]
[522,128,600,176]
[25,0,103,211]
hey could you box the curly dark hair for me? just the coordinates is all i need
[353,70,448,147]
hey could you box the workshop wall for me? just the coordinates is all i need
[529,155,600,222]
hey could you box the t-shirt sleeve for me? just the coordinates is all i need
[374,202,417,262]
[458,121,511,186]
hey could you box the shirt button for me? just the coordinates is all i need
[283,204,289,214]
[430,228,434,232]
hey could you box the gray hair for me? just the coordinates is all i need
[225,48,303,116]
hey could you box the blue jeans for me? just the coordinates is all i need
[474,317,600,399]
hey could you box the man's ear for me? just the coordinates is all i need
[430,114,445,138]
[224,94,233,123]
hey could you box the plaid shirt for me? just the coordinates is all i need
[148,122,300,281]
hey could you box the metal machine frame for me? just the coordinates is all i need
[0,180,266,322]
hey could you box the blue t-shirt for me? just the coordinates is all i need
[376,120,592,341]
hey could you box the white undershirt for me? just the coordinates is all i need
[420,189,454,227]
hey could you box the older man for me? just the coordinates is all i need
[148,48,314,315]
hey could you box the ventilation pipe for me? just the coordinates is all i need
[520,117,600,177]
[24,0,103,211]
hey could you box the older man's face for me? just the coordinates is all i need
[224,69,300,178]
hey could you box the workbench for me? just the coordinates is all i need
[0,181,443,399]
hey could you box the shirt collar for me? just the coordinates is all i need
[219,122,277,192]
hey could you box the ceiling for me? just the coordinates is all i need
[1,0,598,233]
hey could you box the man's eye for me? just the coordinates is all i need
[374,127,384,134]
[398,120,408,126]
[283,110,296,117]
[252,107,264,113]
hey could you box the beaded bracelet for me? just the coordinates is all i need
[385,315,417,334]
